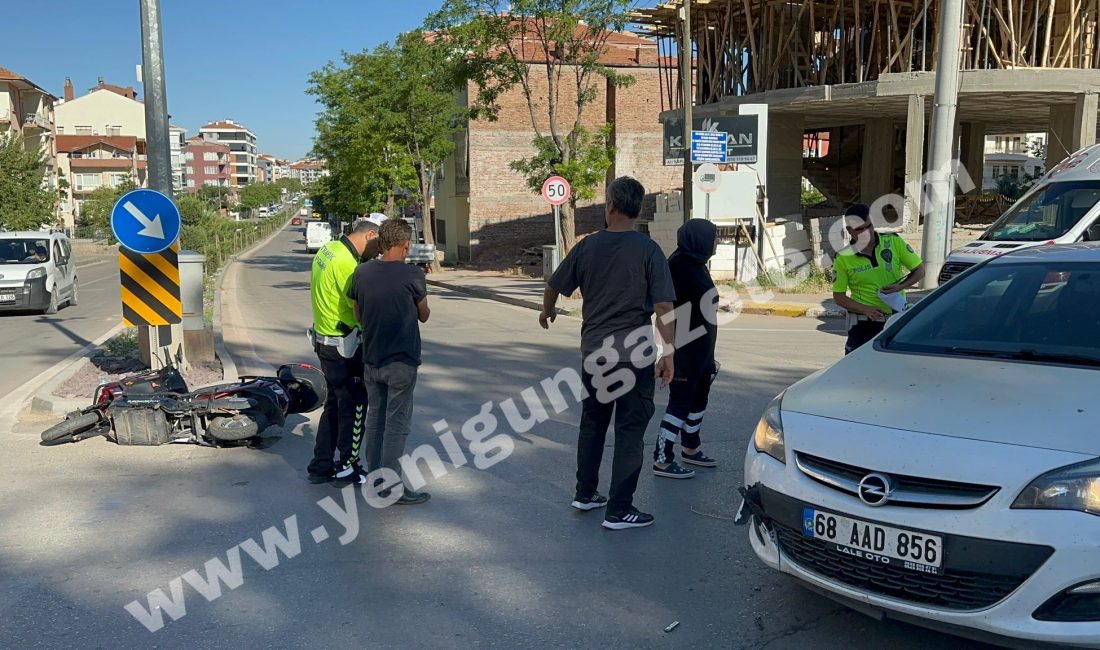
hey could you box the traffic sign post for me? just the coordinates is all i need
[111,189,183,330]
[542,176,571,273]
[694,163,722,220]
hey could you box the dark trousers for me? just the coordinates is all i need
[576,363,656,516]
[844,320,886,355]
[307,343,367,477]
[654,370,714,463]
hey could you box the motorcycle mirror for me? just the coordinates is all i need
[175,345,183,365]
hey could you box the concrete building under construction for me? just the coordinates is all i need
[632,0,1100,231]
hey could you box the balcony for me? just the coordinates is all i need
[0,108,10,123]
[23,113,52,131]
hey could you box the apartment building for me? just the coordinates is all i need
[256,153,276,183]
[289,159,326,185]
[56,135,141,225]
[184,136,231,192]
[170,125,187,194]
[1,66,59,225]
[199,120,256,187]
[983,132,1047,189]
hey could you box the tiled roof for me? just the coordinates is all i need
[56,135,138,152]
[201,121,248,131]
[0,66,58,99]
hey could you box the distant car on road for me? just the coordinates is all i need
[741,243,1100,648]
[298,207,309,218]
[305,221,332,254]
[291,217,303,226]
[0,230,77,314]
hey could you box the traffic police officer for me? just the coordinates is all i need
[832,204,925,354]
[307,214,386,483]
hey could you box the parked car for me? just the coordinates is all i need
[305,220,333,254]
[941,143,1100,283]
[740,243,1100,648]
[0,230,78,314]
[291,217,303,226]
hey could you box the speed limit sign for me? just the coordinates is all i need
[542,176,571,206]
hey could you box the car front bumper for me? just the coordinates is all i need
[0,277,49,311]
[743,439,1100,648]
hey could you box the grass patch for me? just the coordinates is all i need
[729,266,834,294]
[98,328,140,358]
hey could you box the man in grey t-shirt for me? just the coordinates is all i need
[540,176,676,530]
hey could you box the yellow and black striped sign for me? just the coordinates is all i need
[118,243,182,326]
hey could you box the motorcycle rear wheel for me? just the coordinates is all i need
[207,415,260,441]
[41,412,104,445]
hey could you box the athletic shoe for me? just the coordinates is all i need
[379,487,431,505]
[681,450,718,468]
[333,463,369,485]
[570,492,608,511]
[602,508,655,530]
[653,462,695,479]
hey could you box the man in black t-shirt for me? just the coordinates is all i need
[653,219,720,480]
[541,176,676,531]
[347,218,431,506]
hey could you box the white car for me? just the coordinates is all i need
[0,231,78,314]
[741,243,1100,648]
[305,221,333,254]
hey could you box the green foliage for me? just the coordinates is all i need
[196,185,230,210]
[99,328,139,359]
[426,0,636,249]
[801,185,827,207]
[994,171,1039,201]
[77,175,136,237]
[275,177,302,194]
[238,182,282,211]
[0,133,55,230]
[177,195,216,226]
[308,29,465,256]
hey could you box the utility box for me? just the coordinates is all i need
[542,244,560,280]
[178,250,206,331]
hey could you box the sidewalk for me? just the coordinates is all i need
[426,270,850,319]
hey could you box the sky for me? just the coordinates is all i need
[2,0,443,160]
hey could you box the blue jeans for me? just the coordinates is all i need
[363,362,419,480]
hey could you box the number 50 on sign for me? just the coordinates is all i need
[542,176,571,206]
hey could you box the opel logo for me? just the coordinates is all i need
[857,472,894,507]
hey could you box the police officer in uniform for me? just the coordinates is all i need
[832,204,925,354]
[307,214,386,483]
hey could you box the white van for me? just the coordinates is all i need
[0,231,77,314]
[305,221,333,254]
[941,143,1100,282]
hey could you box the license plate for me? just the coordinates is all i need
[0,294,15,302]
[803,507,943,574]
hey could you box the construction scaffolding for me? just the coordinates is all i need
[633,0,1100,111]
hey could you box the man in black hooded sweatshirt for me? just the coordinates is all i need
[653,219,719,479]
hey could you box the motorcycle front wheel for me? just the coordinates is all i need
[41,412,106,446]
[206,415,260,441]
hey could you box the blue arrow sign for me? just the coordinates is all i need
[110,189,182,254]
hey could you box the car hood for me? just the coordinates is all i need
[946,240,1040,265]
[784,347,1100,456]
[0,264,39,283]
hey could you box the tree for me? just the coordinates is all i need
[238,182,281,212]
[427,0,635,251]
[275,177,302,194]
[0,133,55,230]
[177,195,216,226]
[77,175,136,235]
[197,185,230,211]
[308,29,466,267]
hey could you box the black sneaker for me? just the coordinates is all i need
[333,463,368,485]
[602,508,655,530]
[379,487,431,505]
[308,471,335,484]
[570,492,608,511]
[681,450,718,468]
[653,462,695,479]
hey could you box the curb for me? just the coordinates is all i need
[425,277,577,316]
[214,217,293,381]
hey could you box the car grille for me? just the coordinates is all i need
[938,261,975,283]
[774,524,1027,610]
[795,452,999,509]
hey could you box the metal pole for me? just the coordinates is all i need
[553,204,562,270]
[705,193,710,220]
[920,0,965,288]
[680,0,693,224]
[139,0,171,197]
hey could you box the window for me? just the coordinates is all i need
[108,173,127,188]
[186,166,193,175]
[57,126,65,134]
[204,166,217,175]
[107,126,121,136]
[73,173,101,191]
[186,151,194,161]
[435,219,447,246]
[187,179,195,187]
[75,126,92,135]
[985,180,1100,242]
[204,152,217,161]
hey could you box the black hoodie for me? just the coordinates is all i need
[667,219,718,377]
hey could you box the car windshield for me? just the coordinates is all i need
[0,238,50,264]
[983,181,1100,242]
[883,260,1100,366]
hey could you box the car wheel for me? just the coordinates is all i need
[44,288,58,315]
[67,279,79,307]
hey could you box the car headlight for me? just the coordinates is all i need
[752,393,786,463]
[1012,458,1100,516]
[26,268,46,280]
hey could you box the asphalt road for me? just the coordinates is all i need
[0,256,121,400]
[0,226,1004,649]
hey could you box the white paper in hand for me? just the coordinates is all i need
[878,290,908,314]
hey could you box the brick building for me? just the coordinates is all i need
[184,136,231,193]
[434,29,680,263]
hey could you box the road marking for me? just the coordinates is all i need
[311,526,329,543]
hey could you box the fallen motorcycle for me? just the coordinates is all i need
[40,358,326,447]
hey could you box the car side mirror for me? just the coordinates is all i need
[1086,224,1100,242]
